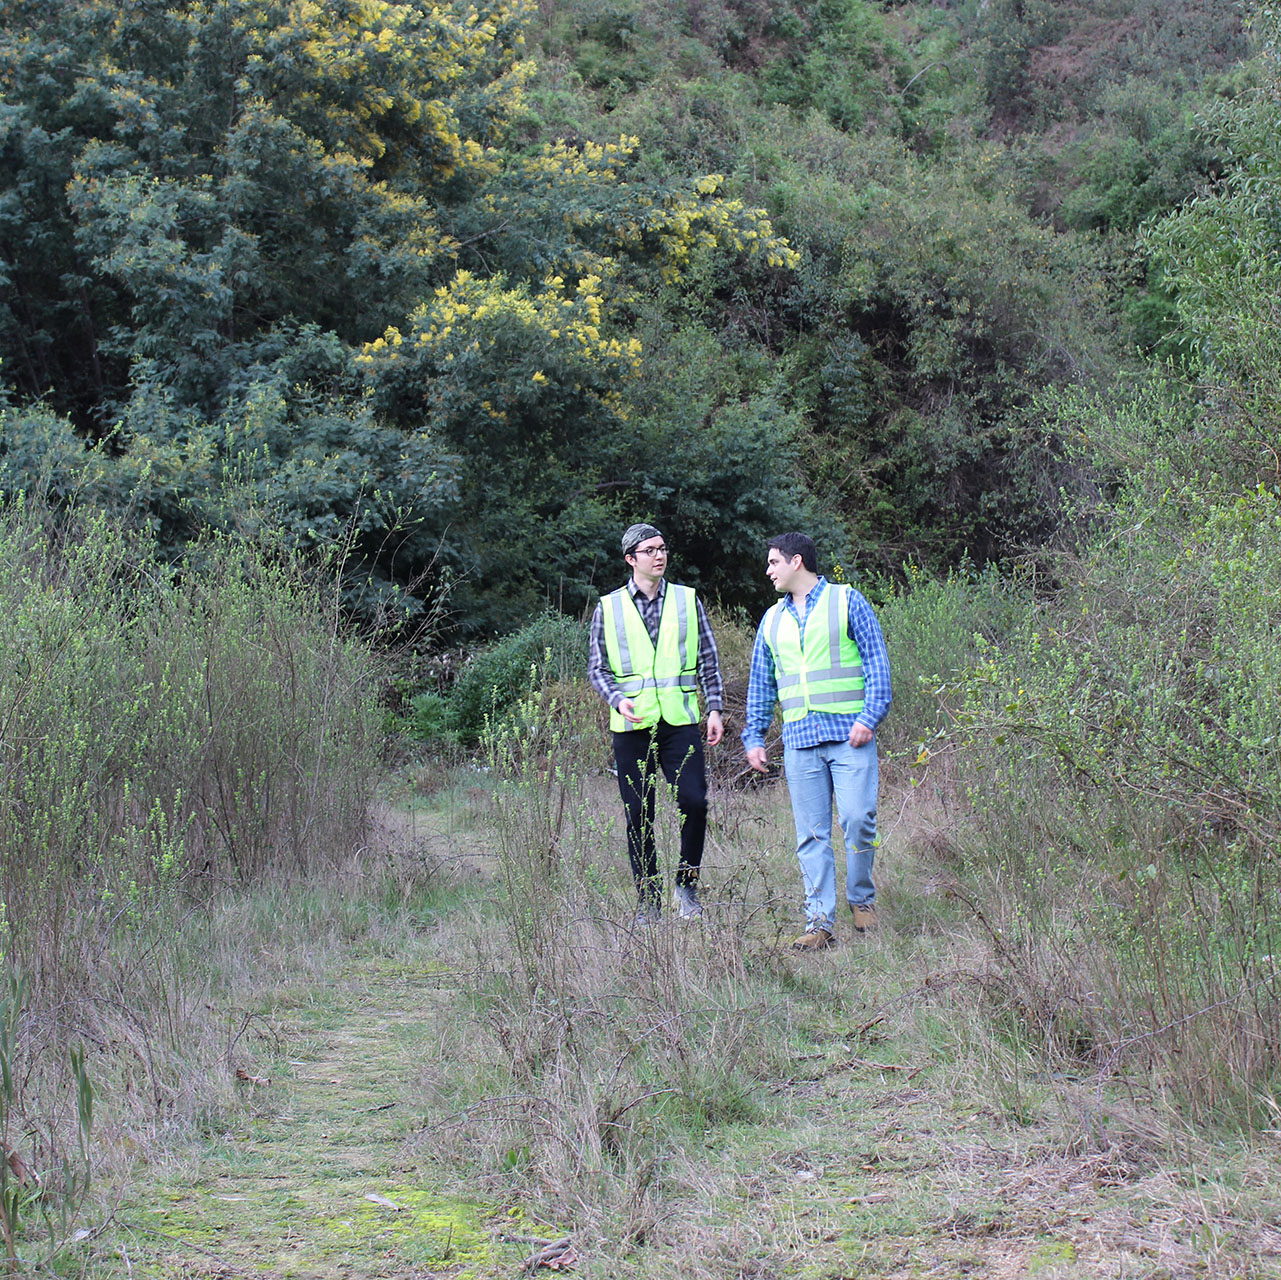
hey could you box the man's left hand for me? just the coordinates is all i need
[848,722,873,748]
[706,709,724,746]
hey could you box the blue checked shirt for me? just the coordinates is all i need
[741,577,892,751]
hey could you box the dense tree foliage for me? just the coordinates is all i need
[1,0,803,627]
[523,0,1242,574]
[0,0,1257,632]
[1145,2,1281,468]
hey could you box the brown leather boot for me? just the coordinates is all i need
[791,923,836,951]
[851,904,878,933]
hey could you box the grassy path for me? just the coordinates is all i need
[101,955,513,1279]
[92,936,1281,1280]
[82,775,1281,1280]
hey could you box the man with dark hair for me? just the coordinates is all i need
[588,523,724,923]
[743,532,892,950]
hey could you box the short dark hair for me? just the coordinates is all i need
[767,532,817,573]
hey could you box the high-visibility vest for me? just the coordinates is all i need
[763,583,864,722]
[601,584,700,732]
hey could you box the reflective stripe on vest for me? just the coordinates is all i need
[765,583,864,721]
[602,584,700,732]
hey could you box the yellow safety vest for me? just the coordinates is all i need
[764,583,864,722]
[601,584,700,732]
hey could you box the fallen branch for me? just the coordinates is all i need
[500,1233,578,1272]
[846,1055,917,1074]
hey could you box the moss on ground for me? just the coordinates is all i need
[85,957,510,1278]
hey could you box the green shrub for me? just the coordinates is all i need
[762,134,1119,570]
[410,691,456,746]
[419,613,589,745]
[942,470,1281,1122]
[874,563,1026,758]
[1057,80,1210,233]
[757,0,911,133]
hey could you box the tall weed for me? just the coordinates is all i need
[941,480,1281,1122]
[875,562,1027,758]
[0,493,383,1178]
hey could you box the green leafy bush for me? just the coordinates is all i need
[874,563,1026,757]
[415,612,589,745]
[769,139,1118,569]
[756,0,912,133]
[2,0,802,634]
[1058,79,1210,233]
[0,382,463,633]
[1145,4,1281,473]
[939,454,1281,1120]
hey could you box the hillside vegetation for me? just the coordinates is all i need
[2,0,1281,1272]
[2,0,1252,626]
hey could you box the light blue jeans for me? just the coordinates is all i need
[782,738,879,930]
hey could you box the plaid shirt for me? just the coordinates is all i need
[742,577,891,751]
[588,577,724,713]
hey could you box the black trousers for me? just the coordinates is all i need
[612,720,708,906]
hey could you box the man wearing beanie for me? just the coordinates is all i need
[588,523,724,923]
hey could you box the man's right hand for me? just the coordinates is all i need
[616,698,643,725]
[746,746,769,773]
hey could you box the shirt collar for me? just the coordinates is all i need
[785,575,827,619]
[627,576,666,603]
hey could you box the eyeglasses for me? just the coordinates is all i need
[632,545,668,557]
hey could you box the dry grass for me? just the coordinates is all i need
[33,745,1281,1278]
[396,750,1281,1276]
